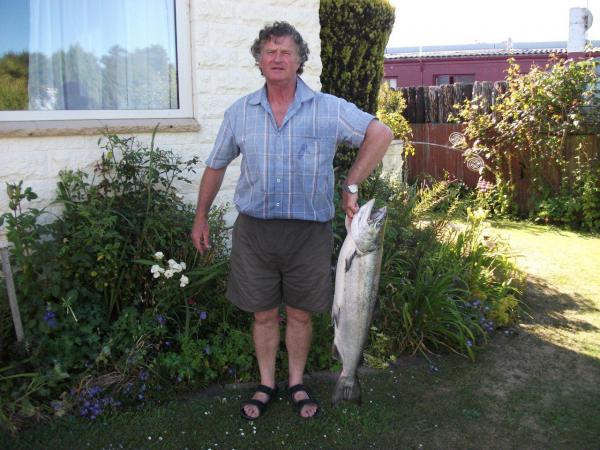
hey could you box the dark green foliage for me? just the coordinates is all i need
[320,0,395,172]
[0,134,233,430]
[319,0,395,114]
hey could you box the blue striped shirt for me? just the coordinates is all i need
[205,77,374,222]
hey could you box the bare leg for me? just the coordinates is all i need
[285,305,318,418]
[242,307,280,419]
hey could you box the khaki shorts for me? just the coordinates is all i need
[226,214,333,313]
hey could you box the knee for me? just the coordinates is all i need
[285,306,311,326]
[254,308,279,326]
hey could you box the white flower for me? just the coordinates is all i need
[164,269,174,279]
[172,263,183,273]
[167,259,177,268]
[180,262,187,270]
[153,272,161,278]
[150,264,165,274]
[154,251,164,260]
[180,275,189,288]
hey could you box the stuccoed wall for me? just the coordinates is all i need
[0,0,322,226]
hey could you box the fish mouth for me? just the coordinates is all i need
[355,199,386,229]
[368,206,387,227]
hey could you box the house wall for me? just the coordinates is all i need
[384,54,567,88]
[0,0,322,226]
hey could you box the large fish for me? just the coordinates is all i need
[332,198,387,406]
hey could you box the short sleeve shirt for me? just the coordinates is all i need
[205,77,374,222]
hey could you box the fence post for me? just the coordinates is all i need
[0,241,24,342]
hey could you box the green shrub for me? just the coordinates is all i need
[376,82,414,154]
[0,133,233,430]
[454,57,600,230]
[320,0,395,173]
[357,177,524,363]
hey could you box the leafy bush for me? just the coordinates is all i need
[376,82,414,154]
[0,133,233,430]
[358,176,524,363]
[454,57,600,231]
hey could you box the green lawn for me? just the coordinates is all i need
[2,221,600,449]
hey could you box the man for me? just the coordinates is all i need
[191,21,392,419]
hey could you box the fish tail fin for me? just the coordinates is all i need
[331,375,361,407]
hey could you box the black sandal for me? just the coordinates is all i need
[240,384,278,420]
[288,383,321,418]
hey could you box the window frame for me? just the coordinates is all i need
[0,0,192,122]
[434,74,475,86]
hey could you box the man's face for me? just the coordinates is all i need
[258,35,301,84]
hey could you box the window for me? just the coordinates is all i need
[0,0,192,121]
[434,74,475,86]
[385,78,398,89]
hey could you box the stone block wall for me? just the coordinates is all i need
[0,0,322,227]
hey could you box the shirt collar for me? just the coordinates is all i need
[247,76,315,107]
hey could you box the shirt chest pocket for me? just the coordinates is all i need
[293,136,334,176]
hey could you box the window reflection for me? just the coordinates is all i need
[0,0,179,111]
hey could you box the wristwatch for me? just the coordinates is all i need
[343,183,358,194]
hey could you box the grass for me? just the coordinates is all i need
[2,220,600,449]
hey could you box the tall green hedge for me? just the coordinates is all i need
[319,0,395,174]
[319,0,395,115]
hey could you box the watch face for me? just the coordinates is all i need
[345,184,358,194]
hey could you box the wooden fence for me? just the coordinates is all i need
[405,123,481,187]
[398,81,507,123]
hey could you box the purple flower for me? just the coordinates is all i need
[204,344,211,355]
[156,314,166,326]
[199,311,207,320]
[466,340,473,348]
[44,310,58,328]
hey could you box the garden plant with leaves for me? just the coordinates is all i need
[454,57,600,230]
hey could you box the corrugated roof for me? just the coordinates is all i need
[386,48,573,60]
[385,41,600,60]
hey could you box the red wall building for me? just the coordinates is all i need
[384,42,600,88]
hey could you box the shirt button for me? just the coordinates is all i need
[276,178,281,182]
[276,202,280,207]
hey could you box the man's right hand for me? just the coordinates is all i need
[191,217,211,255]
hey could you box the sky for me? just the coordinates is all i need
[387,0,600,48]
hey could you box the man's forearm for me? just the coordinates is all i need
[195,166,227,219]
[346,120,394,185]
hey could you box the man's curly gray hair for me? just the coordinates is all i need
[250,21,310,75]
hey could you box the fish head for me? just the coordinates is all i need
[349,199,387,254]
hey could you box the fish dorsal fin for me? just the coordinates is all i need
[345,250,357,272]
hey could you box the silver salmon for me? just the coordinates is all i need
[332,199,387,406]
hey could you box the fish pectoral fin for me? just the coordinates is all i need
[344,251,357,272]
[332,307,339,328]
[332,343,341,361]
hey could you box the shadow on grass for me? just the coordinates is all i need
[521,275,600,332]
